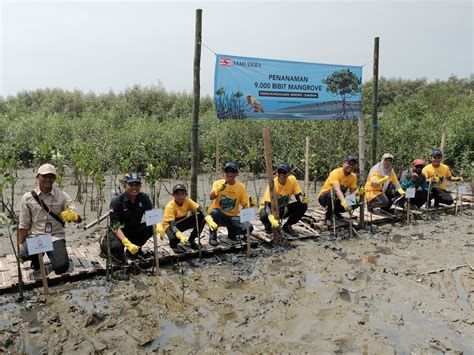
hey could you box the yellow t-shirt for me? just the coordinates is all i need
[422,163,452,190]
[365,170,400,201]
[260,175,302,208]
[162,198,199,231]
[318,167,357,197]
[210,179,249,217]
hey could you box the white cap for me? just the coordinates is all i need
[382,153,394,160]
[37,163,57,176]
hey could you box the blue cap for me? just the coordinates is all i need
[432,149,442,157]
[345,155,358,163]
[124,172,141,183]
[277,162,291,172]
[224,162,239,171]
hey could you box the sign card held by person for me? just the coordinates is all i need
[26,234,54,255]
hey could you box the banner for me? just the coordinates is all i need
[214,54,362,120]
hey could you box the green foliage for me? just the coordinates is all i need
[0,78,471,183]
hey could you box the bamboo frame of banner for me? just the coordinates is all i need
[263,128,280,245]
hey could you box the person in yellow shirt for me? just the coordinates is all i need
[365,153,405,212]
[259,162,308,237]
[159,184,218,251]
[422,149,463,207]
[208,162,253,246]
[318,155,361,226]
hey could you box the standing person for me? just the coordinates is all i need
[422,149,463,207]
[161,184,218,251]
[208,162,253,246]
[318,155,362,226]
[399,159,428,208]
[259,162,308,237]
[100,172,154,260]
[365,153,405,212]
[18,163,82,274]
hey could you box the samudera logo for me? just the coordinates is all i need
[219,58,262,68]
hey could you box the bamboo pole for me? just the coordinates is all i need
[38,253,49,295]
[370,37,379,167]
[263,128,280,245]
[190,9,202,201]
[440,131,446,163]
[304,137,310,197]
[215,129,220,175]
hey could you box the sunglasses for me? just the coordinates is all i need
[224,168,237,173]
[277,170,288,175]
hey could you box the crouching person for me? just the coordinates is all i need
[101,173,153,261]
[399,159,428,209]
[159,183,218,252]
[18,164,82,274]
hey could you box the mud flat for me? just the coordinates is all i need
[0,210,473,353]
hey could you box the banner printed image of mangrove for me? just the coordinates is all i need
[214,87,248,119]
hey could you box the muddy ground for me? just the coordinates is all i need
[0,171,473,354]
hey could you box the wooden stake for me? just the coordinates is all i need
[440,131,446,163]
[246,223,251,257]
[349,209,353,238]
[370,37,379,167]
[38,253,49,295]
[152,232,160,275]
[406,197,411,224]
[215,129,220,175]
[263,128,280,245]
[190,9,202,201]
[330,188,336,237]
[304,136,310,197]
[455,184,459,215]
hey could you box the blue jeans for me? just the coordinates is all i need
[209,208,253,237]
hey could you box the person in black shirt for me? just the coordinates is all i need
[100,172,153,260]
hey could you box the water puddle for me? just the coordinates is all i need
[145,320,193,351]
[64,286,109,312]
[371,303,474,354]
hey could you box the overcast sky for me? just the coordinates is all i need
[1,0,472,97]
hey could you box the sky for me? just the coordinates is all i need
[1,0,472,97]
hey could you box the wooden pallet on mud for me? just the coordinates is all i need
[0,199,471,295]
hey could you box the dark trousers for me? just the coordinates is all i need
[259,201,307,231]
[101,222,153,258]
[166,213,205,248]
[209,208,254,237]
[28,239,69,274]
[429,188,453,206]
[318,192,359,218]
[400,190,428,209]
[367,187,398,210]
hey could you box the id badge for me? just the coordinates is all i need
[45,222,53,233]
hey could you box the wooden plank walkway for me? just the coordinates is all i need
[0,198,471,294]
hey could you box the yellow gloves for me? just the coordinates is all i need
[249,197,257,207]
[428,175,440,184]
[397,188,405,196]
[60,208,79,222]
[154,223,165,240]
[451,176,463,182]
[300,196,308,204]
[355,187,365,196]
[204,215,218,231]
[341,199,351,212]
[212,182,226,195]
[175,231,188,245]
[121,237,140,255]
[268,214,280,229]
[375,175,390,185]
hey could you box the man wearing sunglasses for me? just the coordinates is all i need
[399,159,429,208]
[101,172,154,261]
[318,155,362,227]
[259,162,307,237]
[208,162,253,246]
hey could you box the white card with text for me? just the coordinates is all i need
[405,188,415,199]
[458,185,467,195]
[145,209,163,226]
[345,193,357,207]
[240,207,257,223]
[26,234,53,255]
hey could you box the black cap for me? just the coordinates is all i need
[345,155,358,163]
[432,149,442,157]
[172,183,187,193]
[224,161,239,171]
[277,162,291,172]
[124,172,141,183]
